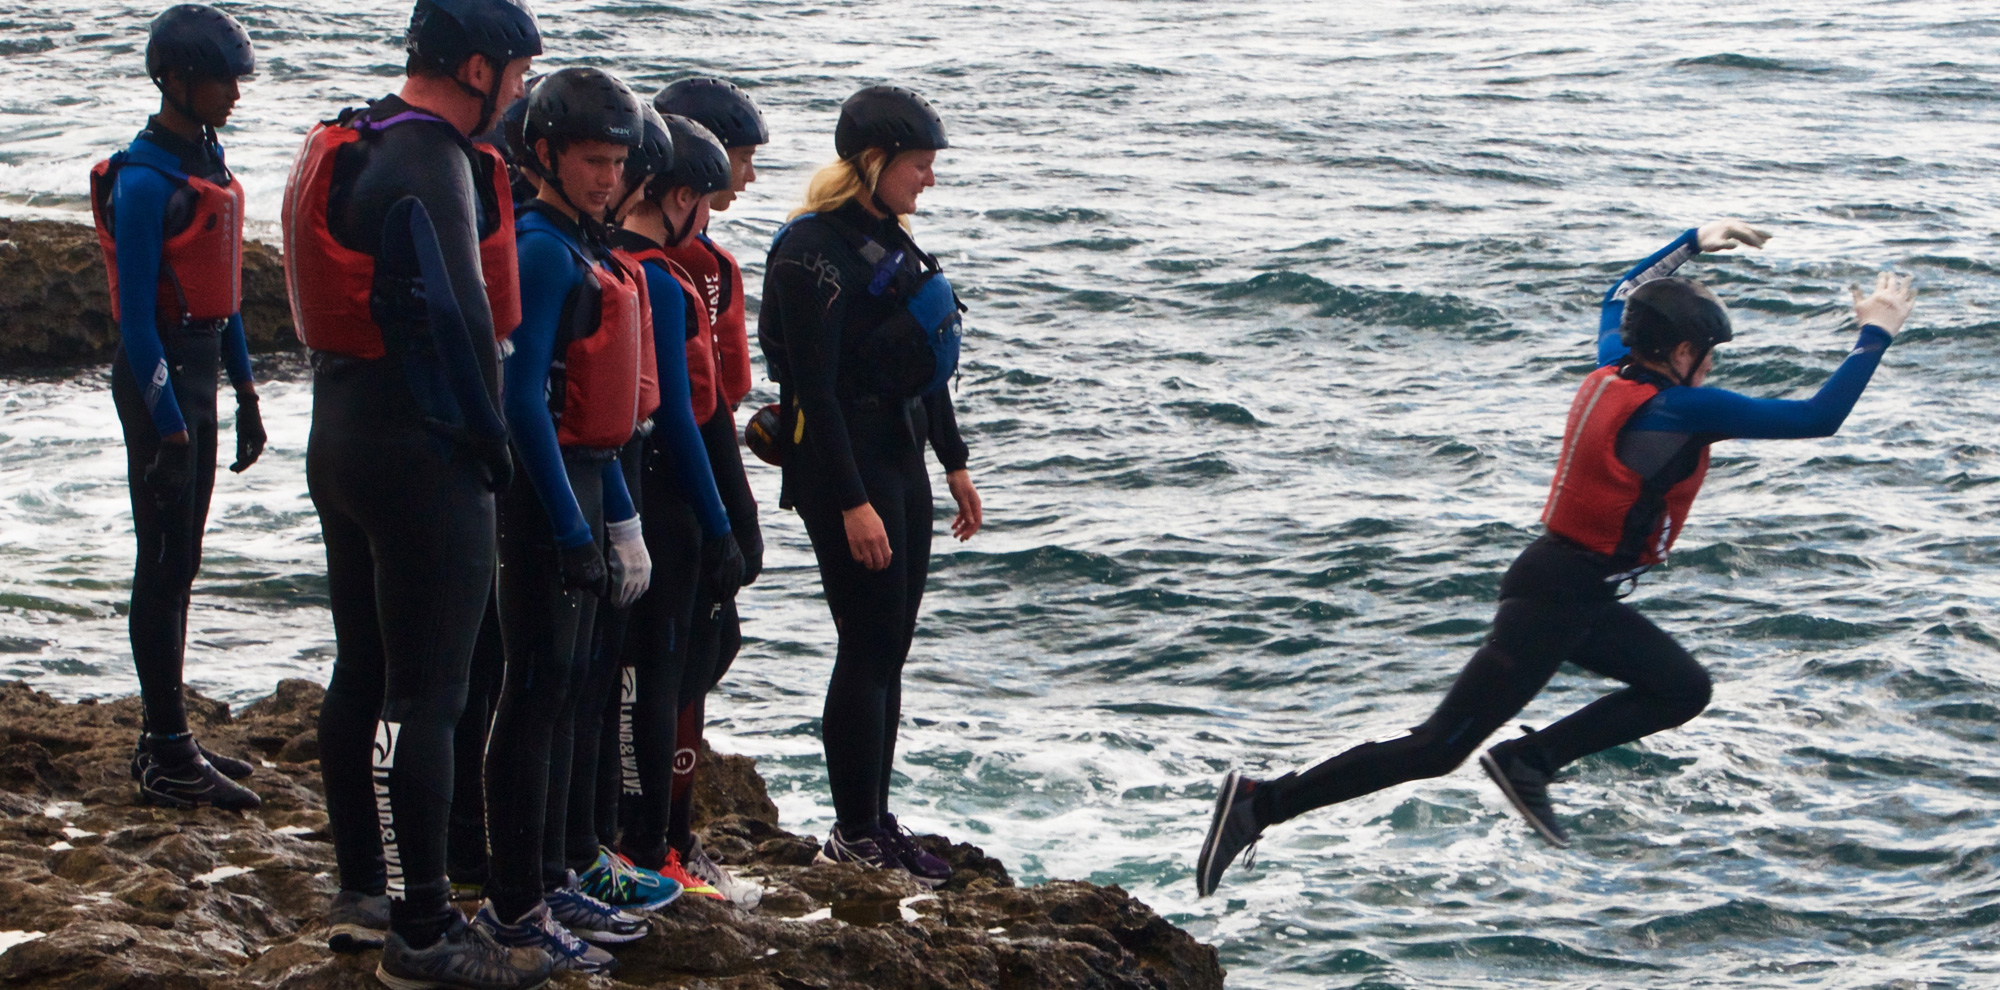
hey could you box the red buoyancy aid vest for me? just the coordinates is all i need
[661,235,752,417]
[622,243,717,423]
[553,251,646,450]
[1541,364,1711,567]
[280,109,522,359]
[90,156,244,324]
[610,247,661,426]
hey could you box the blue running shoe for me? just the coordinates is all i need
[577,846,681,913]
[544,871,648,943]
[473,901,616,976]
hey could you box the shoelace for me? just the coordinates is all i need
[595,857,639,898]
[531,911,588,956]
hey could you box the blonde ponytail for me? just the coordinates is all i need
[789,148,911,230]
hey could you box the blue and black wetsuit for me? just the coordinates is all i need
[598,226,733,870]
[106,120,254,739]
[484,201,638,923]
[1254,230,1894,826]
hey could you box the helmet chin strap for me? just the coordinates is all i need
[444,54,502,136]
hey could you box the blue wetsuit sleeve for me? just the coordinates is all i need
[223,313,253,387]
[506,229,594,548]
[1599,229,1701,368]
[601,458,635,524]
[112,165,186,436]
[1627,325,1893,439]
[642,264,731,539]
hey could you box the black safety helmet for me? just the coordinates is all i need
[834,85,947,162]
[146,5,255,84]
[654,77,768,149]
[523,67,644,168]
[493,77,537,164]
[621,105,677,201]
[660,114,732,196]
[406,0,542,76]
[1620,278,1734,380]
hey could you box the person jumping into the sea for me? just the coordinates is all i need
[1197,219,1917,897]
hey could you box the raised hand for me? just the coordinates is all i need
[1850,271,1916,336]
[1696,218,1772,253]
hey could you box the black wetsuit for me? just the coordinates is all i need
[760,199,969,830]
[1255,230,1894,827]
[309,96,506,948]
[106,121,255,739]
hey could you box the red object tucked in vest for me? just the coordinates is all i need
[1542,365,1710,567]
[280,112,521,359]
[660,235,752,418]
[555,254,646,450]
[90,158,244,323]
[623,243,716,423]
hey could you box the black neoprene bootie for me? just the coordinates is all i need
[133,732,262,811]
[131,733,256,781]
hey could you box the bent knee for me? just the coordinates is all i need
[1661,669,1712,724]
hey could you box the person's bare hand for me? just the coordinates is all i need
[1696,218,1771,253]
[1850,271,1916,336]
[946,470,982,541]
[843,502,892,570]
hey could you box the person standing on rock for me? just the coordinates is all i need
[280,0,553,985]
[638,75,772,909]
[600,109,742,903]
[759,85,982,887]
[475,67,658,975]
[89,4,264,813]
[1196,220,1918,898]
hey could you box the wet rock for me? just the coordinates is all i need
[0,217,296,371]
[0,680,1224,989]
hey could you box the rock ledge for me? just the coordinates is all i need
[0,679,1223,989]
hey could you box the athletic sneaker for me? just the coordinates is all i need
[658,848,723,901]
[375,911,552,990]
[473,901,617,976]
[878,814,950,889]
[131,733,261,810]
[577,846,681,912]
[813,823,900,872]
[130,733,255,781]
[542,871,648,943]
[1479,730,1570,848]
[325,889,391,953]
[1196,769,1273,898]
[683,836,763,908]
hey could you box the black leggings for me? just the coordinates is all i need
[485,455,604,921]
[790,406,933,830]
[1263,535,1713,825]
[564,435,641,874]
[310,358,494,944]
[446,593,503,886]
[610,435,703,867]
[112,331,220,737]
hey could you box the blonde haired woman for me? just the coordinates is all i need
[758,85,982,886]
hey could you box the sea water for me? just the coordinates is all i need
[4,1,2000,986]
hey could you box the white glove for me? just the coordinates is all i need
[1696,218,1771,253]
[606,516,651,609]
[1850,271,1916,336]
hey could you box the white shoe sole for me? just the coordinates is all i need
[1196,769,1243,898]
[374,963,550,990]
[1479,751,1570,849]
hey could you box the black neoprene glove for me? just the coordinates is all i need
[701,533,745,596]
[229,393,266,473]
[735,522,763,587]
[559,540,609,597]
[468,434,514,493]
[144,440,193,509]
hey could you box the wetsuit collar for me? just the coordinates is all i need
[1618,360,1682,391]
[137,116,225,179]
[606,226,660,255]
[520,197,610,261]
[832,197,897,241]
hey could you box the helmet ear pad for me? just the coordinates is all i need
[1619,277,1733,364]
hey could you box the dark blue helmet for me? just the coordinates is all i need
[654,77,767,149]
[1620,278,1734,364]
[659,114,731,196]
[834,85,947,161]
[406,0,542,75]
[146,4,254,82]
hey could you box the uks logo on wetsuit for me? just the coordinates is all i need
[371,719,405,896]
